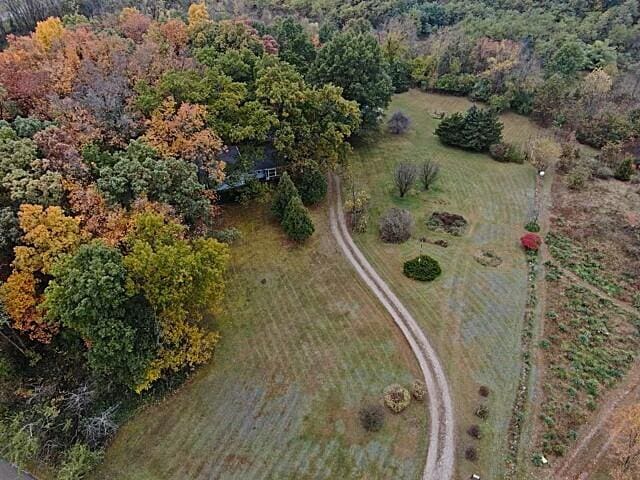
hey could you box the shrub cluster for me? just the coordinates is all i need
[489,142,525,163]
[426,211,468,236]
[403,255,442,282]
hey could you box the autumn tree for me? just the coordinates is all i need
[34,17,65,51]
[45,241,157,388]
[118,8,152,43]
[123,211,229,392]
[142,98,224,183]
[525,136,561,172]
[0,204,84,342]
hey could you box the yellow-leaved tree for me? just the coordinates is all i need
[0,204,85,342]
[34,17,65,51]
[123,211,229,392]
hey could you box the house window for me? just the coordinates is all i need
[265,168,278,180]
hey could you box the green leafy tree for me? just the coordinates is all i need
[548,40,587,76]
[271,18,316,75]
[44,241,157,389]
[97,141,211,224]
[282,195,315,242]
[255,60,360,166]
[310,30,392,128]
[271,172,299,220]
[292,162,327,205]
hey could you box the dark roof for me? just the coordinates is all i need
[219,145,277,170]
[218,146,241,165]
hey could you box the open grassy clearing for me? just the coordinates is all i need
[346,90,537,479]
[93,203,427,479]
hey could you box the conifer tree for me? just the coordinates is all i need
[271,172,299,220]
[282,195,315,242]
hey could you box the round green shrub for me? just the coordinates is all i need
[403,255,442,282]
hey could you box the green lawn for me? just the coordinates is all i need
[93,202,427,479]
[347,90,538,479]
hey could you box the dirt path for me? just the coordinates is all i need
[0,461,35,480]
[328,175,455,480]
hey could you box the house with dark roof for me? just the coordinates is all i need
[216,145,281,191]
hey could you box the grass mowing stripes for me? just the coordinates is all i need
[348,90,537,479]
[93,202,427,480]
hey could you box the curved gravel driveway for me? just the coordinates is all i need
[329,175,455,480]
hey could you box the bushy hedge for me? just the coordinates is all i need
[489,142,525,164]
[403,255,442,282]
[434,73,477,95]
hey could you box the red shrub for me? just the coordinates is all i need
[520,233,542,251]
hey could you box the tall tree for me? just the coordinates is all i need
[271,172,299,221]
[270,18,316,75]
[123,211,229,392]
[45,241,157,388]
[310,29,393,129]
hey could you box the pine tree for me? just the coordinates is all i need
[271,172,299,220]
[435,112,465,147]
[282,195,315,242]
[292,162,327,205]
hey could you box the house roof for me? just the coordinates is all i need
[218,145,277,170]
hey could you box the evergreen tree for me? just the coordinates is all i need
[435,106,502,152]
[271,172,299,220]
[282,195,315,242]
[434,112,466,147]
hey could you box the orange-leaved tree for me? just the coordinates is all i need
[0,204,85,342]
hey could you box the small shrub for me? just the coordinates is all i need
[525,220,540,232]
[379,208,414,243]
[593,165,614,179]
[465,446,478,462]
[344,190,371,233]
[521,233,542,252]
[211,228,242,244]
[489,142,509,162]
[474,250,502,267]
[403,255,442,282]
[358,405,385,432]
[383,384,411,413]
[419,160,440,190]
[567,164,591,190]
[467,424,482,439]
[394,162,418,197]
[56,444,103,480]
[475,404,489,419]
[478,386,490,397]
[387,111,411,134]
[614,157,634,181]
[411,379,426,401]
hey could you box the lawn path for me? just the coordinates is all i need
[329,174,455,480]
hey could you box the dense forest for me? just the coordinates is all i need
[1,0,639,478]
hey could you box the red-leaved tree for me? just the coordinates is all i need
[521,233,542,251]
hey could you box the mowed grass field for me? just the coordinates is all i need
[93,202,427,479]
[348,91,538,479]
